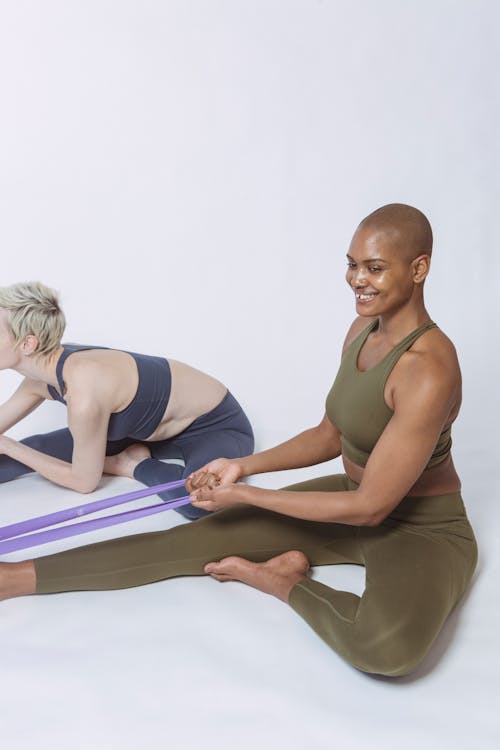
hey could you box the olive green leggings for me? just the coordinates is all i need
[34,474,477,677]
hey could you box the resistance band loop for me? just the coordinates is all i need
[0,479,191,555]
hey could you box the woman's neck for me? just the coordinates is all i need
[13,346,64,387]
[375,302,431,340]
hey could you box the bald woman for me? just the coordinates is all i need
[0,204,477,678]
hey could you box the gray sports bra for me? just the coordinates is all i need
[47,344,171,441]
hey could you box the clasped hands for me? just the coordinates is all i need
[185,458,245,512]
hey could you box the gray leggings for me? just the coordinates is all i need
[0,391,254,520]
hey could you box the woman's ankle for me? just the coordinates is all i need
[0,560,37,600]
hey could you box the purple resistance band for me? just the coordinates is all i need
[0,479,192,555]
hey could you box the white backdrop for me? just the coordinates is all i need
[0,2,499,749]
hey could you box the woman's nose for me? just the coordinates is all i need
[351,267,367,287]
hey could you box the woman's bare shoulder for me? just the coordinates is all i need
[411,326,461,374]
[62,351,123,405]
[391,326,462,410]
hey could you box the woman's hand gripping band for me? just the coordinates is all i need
[187,458,245,511]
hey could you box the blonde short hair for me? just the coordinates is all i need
[0,281,66,357]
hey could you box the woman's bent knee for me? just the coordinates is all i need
[352,636,432,678]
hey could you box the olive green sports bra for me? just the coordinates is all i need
[325,320,452,469]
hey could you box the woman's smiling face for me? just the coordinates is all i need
[345,225,428,317]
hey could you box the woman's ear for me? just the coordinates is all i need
[20,334,39,356]
[412,254,431,284]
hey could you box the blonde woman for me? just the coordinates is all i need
[0,282,253,519]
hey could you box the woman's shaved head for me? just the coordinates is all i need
[357,204,433,261]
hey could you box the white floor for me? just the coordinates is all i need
[1,454,498,750]
[1,0,498,746]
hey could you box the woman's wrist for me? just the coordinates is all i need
[237,483,268,506]
[236,455,254,479]
[0,434,12,454]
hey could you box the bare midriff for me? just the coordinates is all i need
[62,349,228,443]
[342,452,462,496]
[144,359,227,441]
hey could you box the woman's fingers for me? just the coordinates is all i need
[191,484,215,503]
[205,473,220,489]
[190,484,233,511]
[186,469,211,491]
[187,459,235,489]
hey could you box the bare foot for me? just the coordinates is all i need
[0,561,37,601]
[204,550,310,603]
[103,444,152,479]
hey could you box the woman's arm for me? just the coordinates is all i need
[0,378,46,434]
[186,413,342,491]
[0,370,111,493]
[191,354,458,525]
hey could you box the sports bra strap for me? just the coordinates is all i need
[54,345,107,401]
[383,321,437,365]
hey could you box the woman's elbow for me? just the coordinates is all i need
[72,477,99,494]
[362,511,386,527]
[356,495,391,527]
